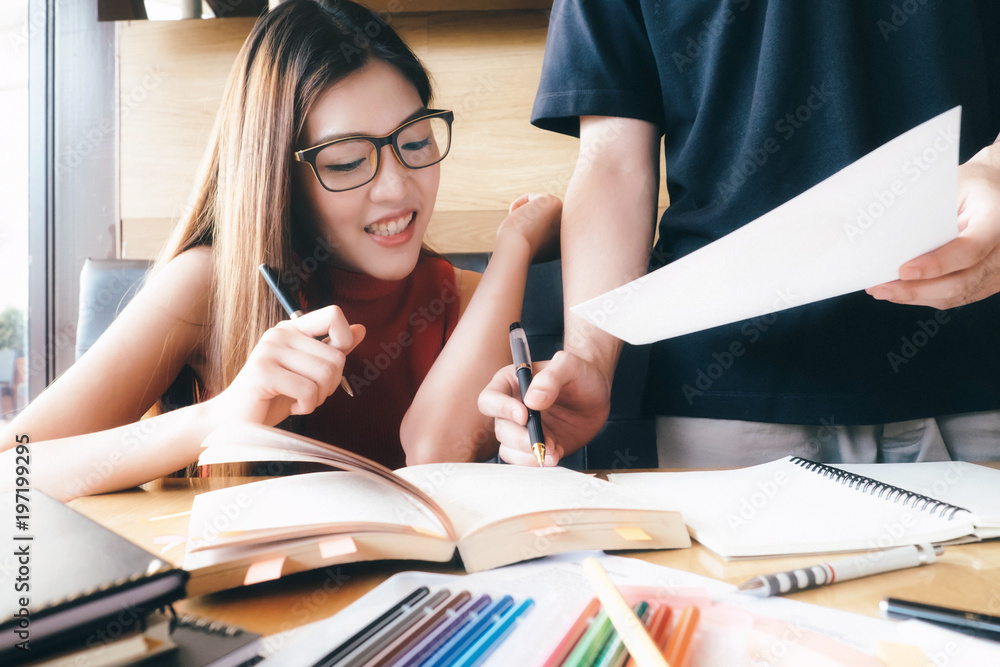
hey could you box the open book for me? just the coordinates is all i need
[183,423,689,595]
[607,456,1000,559]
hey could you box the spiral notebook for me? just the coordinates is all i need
[0,491,188,665]
[607,457,1000,559]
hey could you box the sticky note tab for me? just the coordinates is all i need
[615,526,652,541]
[319,536,358,559]
[875,642,934,667]
[243,557,285,586]
[531,525,567,538]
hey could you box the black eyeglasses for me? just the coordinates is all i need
[293,109,454,192]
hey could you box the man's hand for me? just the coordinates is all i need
[478,350,612,466]
[867,142,1000,309]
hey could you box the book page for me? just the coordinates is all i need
[608,458,978,558]
[393,463,660,538]
[197,422,457,541]
[188,472,450,549]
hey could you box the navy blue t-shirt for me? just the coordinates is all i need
[533,0,1000,424]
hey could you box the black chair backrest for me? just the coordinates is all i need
[76,259,153,361]
[76,255,656,469]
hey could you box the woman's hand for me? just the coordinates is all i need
[494,193,562,263]
[210,306,365,426]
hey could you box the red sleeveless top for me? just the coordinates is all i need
[299,253,461,469]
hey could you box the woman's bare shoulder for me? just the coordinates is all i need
[144,246,214,325]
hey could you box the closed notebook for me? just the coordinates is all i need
[607,456,1000,559]
[182,423,690,595]
[146,613,265,667]
[0,491,188,665]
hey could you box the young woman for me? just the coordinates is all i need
[0,0,559,500]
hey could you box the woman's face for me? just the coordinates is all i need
[296,60,440,281]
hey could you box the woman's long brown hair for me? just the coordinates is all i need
[154,0,433,400]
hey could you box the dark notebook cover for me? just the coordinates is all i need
[150,615,265,667]
[0,490,188,665]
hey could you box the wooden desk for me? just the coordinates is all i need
[69,476,1000,638]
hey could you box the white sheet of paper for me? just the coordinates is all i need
[571,107,961,344]
[260,553,1000,667]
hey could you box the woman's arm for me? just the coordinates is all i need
[2,247,215,446]
[1,247,363,500]
[400,194,561,464]
[478,117,660,466]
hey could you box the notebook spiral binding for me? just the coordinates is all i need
[790,457,972,520]
[163,605,265,667]
[166,606,247,638]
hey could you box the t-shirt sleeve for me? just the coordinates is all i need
[531,0,664,137]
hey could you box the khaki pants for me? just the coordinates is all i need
[655,410,1000,467]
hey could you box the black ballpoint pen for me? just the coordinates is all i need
[258,263,354,397]
[880,597,1000,641]
[509,322,545,466]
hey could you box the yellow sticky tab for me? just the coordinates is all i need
[531,525,567,538]
[243,557,285,586]
[319,536,358,559]
[875,642,934,667]
[615,526,652,541]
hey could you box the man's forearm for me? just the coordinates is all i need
[561,117,661,385]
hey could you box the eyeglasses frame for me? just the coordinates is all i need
[293,109,454,193]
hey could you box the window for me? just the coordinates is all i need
[0,2,30,422]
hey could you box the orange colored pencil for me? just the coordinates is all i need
[663,606,700,667]
[540,597,601,667]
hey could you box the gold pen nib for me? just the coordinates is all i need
[532,442,546,467]
[340,377,354,398]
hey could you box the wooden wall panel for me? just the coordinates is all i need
[119,17,256,257]
[119,10,668,258]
